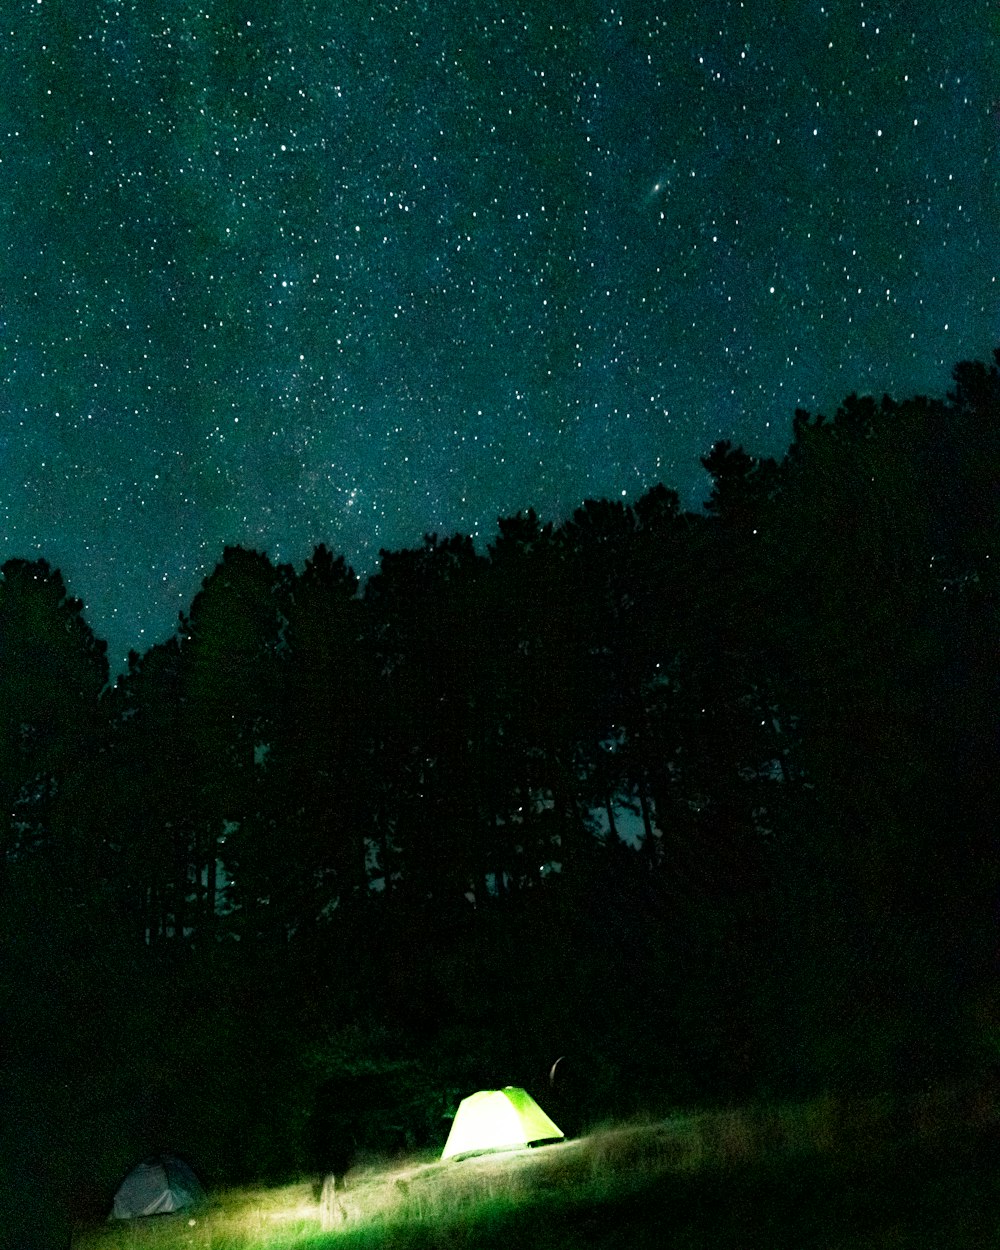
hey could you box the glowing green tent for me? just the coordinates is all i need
[441,1087,564,1160]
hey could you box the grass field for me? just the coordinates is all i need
[72,1085,1000,1250]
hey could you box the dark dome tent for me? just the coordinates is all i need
[111,1154,205,1219]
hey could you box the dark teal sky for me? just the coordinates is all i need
[2,0,997,670]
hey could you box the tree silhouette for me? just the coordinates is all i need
[103,637,198,944]
[180,546,292,942]
[0,559,108,878]
[364,533,496,919]
[264,544,372,939]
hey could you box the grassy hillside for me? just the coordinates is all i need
[73,1086,1000,1250]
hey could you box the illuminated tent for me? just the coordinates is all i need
[441,1087,564,1160]
[111,1155,205,1219]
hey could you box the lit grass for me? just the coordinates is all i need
[72,1082,1000,1250]
[71,1182,321,1250]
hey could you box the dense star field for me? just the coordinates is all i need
[1,0,997,670]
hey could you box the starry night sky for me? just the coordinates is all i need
[2,0,998,671]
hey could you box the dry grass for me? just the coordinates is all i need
[71,1077,1000,1250]
[72,1182,322,1250]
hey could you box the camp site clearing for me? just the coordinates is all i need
[73,1085,1000,1249]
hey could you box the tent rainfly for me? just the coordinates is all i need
[111,1155,205,1219]
[441,1086,564,1160]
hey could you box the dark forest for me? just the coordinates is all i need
[1,352,997,1241]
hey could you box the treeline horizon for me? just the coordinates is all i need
[1,350,998,1237]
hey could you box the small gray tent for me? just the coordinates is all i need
[111,1155,205,1219]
